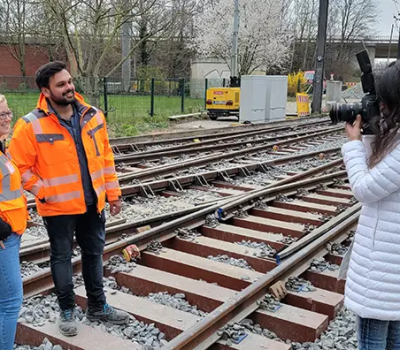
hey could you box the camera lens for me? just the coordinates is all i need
[329,102,362,124]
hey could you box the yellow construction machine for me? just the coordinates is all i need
[206,0,241,121]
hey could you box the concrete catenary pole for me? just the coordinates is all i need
[311,0,329,114]
[231,0,239,82]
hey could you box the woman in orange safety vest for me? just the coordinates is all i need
[0,94,28,350]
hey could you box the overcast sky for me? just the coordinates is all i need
[378,0,398,36]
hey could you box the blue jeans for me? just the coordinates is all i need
[358,317,400,350]
[43,205,106,311]
[0,233,23,350]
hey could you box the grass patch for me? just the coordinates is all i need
[4,92,204,137]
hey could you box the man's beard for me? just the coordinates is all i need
[50,89,75,106]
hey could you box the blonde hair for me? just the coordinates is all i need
[0,94,6,104]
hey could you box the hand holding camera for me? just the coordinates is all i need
[345,115,362,141]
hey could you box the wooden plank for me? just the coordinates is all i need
[169,236,276,273]
[285,287,344,321]
[273,200,338,215]
[301,194,352,207]
[316,188,354,199]
[140,248,263,291]
[215,332,291,350]
[201,224,286,251]
[16,321,140,350]
[109,265,234,312]
[111,267,334,342]
[303,268,343,294]
[252,206,323,226]
[233,216,304,237]
[74,286,197,340]
[251,304,328,343]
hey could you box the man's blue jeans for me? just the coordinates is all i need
[358,317,400,350]
[0,233,22,350]
[43,205,106,311]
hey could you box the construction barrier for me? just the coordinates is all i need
[296,93,310,117]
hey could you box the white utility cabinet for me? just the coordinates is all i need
[239,75,288,123]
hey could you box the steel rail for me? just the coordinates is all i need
[163,207,360,350]
[22,169,349,298]
[113,121,332,157]
[119,152,342,197]
[118,127,344,183]
[21,157,343,266]
[20,200,224,266]
[217,170,348,219]
[114,125,342,165]
[109,117,330,147]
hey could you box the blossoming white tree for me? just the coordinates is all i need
[192,0,292,75]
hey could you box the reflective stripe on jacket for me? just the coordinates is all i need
[0,150,27,234]
[8,93,121,217]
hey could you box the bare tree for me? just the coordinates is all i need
[45,0,175,105]
[0,0,38,77]
[162,0,197,77]
[285,0,318,71]
[326,0,378,78]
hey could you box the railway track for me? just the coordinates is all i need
[109,116,331,149]
[22,121,345,245]
[16,165,358,349]
[21,145,343,262]
[113,124,341,170]
[111,120,331,156]
[117,128,345,183]
[14,117,358,349]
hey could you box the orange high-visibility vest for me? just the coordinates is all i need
[9,93,121,217]
[0,150,28,234]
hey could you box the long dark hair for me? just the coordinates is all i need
[369,61,400,168]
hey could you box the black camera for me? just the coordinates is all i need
[329,49,380,134]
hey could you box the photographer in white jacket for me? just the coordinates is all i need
[342,62,400,350]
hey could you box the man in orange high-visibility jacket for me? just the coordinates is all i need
[9,61,129,337]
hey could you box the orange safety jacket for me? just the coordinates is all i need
[8,93,121,217]
[0,150,28,234]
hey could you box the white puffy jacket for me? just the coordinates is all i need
[342,135,400,320]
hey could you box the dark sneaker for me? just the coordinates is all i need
[86,303,129,324]
[58,309,78,337]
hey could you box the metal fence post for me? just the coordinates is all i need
[180,78,185,113]
[150,78,155,117]
[204,78,208,110]
[103,77,108,118]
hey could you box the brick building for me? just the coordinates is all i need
[0,44,50,77]
[0,39,67,90]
